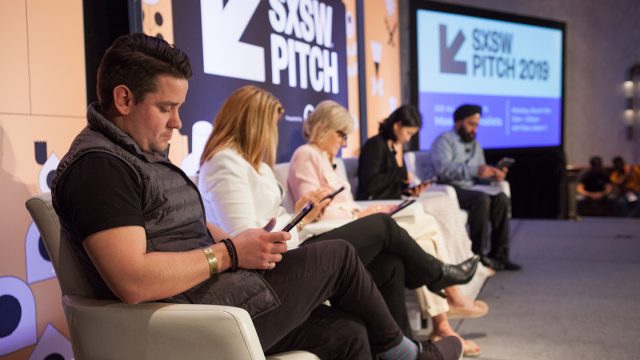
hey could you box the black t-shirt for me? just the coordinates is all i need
[579,169,609,193]
[55,152,145,242]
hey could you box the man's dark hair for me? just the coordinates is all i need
[96,33,192,111]
[453,104,482,122]
[612,156,625,167]
[379,105,422,141]
[590,156,603,168]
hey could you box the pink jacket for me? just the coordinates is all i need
[288,144,360,220]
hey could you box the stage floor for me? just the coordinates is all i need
[415,217,640,360]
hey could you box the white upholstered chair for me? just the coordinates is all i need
[25,192,318,360]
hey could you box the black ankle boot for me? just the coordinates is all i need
[427,255,479,294]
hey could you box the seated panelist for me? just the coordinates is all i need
[426,104,521,271]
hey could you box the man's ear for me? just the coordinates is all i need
[112,85,134,115]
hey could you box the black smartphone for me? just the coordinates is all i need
[388,199,416,216]
[321,186,346,201]
[280,201,314,232]
[495,157,515,169]
[408,176,437,191]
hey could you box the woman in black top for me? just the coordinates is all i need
[357,105,427,200]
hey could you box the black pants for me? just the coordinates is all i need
[305,213,446,337]
[256,239,404,359]
[455,187,510,259]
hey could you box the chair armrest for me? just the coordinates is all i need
[63,295,267,360]
[266,351,321,360]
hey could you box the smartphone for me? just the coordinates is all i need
[495,157,515,169]
[280,201,314,232]
[407,176,437,192]
[321,186,346,201]
[388,199,416,216]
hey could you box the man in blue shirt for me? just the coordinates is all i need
[427,104,521,271]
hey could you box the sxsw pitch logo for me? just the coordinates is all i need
[439,24,520,80]
[200,0,340,94]
[439,24,466,75]
[201,0,265,82]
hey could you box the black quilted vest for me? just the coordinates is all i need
[52,104,280,318]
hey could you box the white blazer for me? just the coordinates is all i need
[198,148,300,248]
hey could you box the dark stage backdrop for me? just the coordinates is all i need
[171,0,348,165]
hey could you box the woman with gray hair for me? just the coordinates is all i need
[289,100,487,357]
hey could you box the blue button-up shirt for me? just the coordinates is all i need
[425,130,486,188]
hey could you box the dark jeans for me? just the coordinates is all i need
[455,187,510,259]
[255,239,404,359]
[304,213,446,337]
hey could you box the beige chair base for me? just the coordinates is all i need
[26,193,319,360]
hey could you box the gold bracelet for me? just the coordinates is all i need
[202,247,218,277]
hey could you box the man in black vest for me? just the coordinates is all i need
[52,33,461,360]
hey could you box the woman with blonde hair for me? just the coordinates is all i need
[198,86,477,358]
[288,100,488,357]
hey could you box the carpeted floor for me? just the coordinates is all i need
[418,217,640,359]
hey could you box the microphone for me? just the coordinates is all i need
[465,148,471,153]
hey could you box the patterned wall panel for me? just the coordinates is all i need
[364,0,401,139]
[0,0,84,358]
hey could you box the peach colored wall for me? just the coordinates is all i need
[1,0,85,358]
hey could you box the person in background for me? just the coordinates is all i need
[609,156,640,217]
[576,156,614,217]
[289,100,489,357]
[198,85,479,359]
[426,104,521,271]
[53,34,462,360]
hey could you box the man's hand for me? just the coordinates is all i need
[477,164,494,178]
[478,165,507,181]
[589,192,604,200]
[493,167,507,181]
[232,229,290,270]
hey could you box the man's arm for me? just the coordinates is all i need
[84,226,225,304]
[430,136,472,182]
[207,222,231,240]
[84,225,289,305]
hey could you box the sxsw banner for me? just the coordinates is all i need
[416,9,563,150]
[170,0,348,165]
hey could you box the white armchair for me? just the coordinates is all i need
[25,193,318,360]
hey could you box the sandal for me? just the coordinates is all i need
[447,300,489,319]
[429,333,481,358]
